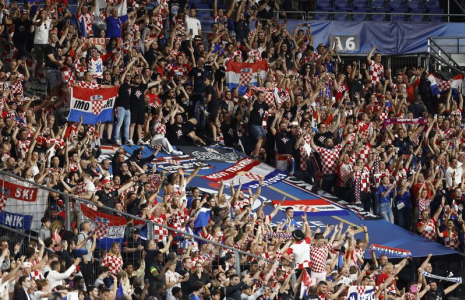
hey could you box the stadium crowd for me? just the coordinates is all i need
[0,0,462,299]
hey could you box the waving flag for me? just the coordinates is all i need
[202,157,287,189]
[68,86,118,125]
[427,73,463,99]
[300,269,312,298]
[346,286,375,300]
[0,175,48,231]
[226,60,268,95]
[80,204,126,251]
[193,207,211,229]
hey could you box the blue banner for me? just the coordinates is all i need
[279,21,465,54]
[0,211,33,230]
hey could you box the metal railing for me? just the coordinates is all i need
[0,170,281,271]
[427,37,464,77]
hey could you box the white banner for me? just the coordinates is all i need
[0,175,49,231]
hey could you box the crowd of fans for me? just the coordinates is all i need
[0,0,463,299]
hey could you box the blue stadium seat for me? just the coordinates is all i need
[335,0,352,9]
[391,9,407,21]
[425,0,441,9]
[353,0,369,9]
[370,0,386,8]
[388,1,405,9]
[371,8,389,20]
[196,10,212,18]
[406,0,423,10]
[315,10,332,20]
[317,1,334,9]
[409,10,425,22]
[430,15,445,21]
[352,10,369,21]
[333,13,349,20]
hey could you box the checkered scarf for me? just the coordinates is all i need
[36,136,66,149]
[309,153,322,179]
[216,127,224,145]
[299,147,307,171]
[262,111,269,129]
[354,170,361,202]
[373,153,380,174]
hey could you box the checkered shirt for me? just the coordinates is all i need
[356,142,372,161]
[418,198,432,219]
[339,162,353,187]
[315,145,343,175]
[16,139,31,155]
[154,121,166,136]
[443,127,456,140]
[310,244,332,273]
[354,166,371,193]
[394,167,407,183]
[8,74,25,97]
[61,65,77,85]
[102,254,123,274]
[247,48,262,62]
[369,60,384,86]
[405,293,415,300]
[233,199,250,211]
[78,13,94,36]
[442,231,460,250]
[372,169,391,188]
[152,216,168,243]
[168,209,188,232]
[417,218,436,241]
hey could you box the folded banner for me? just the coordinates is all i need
[427,73,463,99]
[346,286,375,300]
[383,117,427,129]
[271,199,349,217]
[226,60,268,95]
[176,146,241,163]
[421,270,462,283]
[154,156,211,172]
[80,204,126,251]
[202,157,287,189]
[0,175,48,231]
[370,244,412,258]
[68,85,118,125]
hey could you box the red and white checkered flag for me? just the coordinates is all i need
[94,218,110,239]
[0,194,7,212]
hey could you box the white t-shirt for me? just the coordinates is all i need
[185,16,201,39]
[34,19,52,45]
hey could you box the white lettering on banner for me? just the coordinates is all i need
[192,151,239,163]
[4,214,24,227]
[246,173,287,188]
[206,172,229,179]
[329,35,360,52]
[106,226,126,238]
[14,188,35,201]
[0,174,48,231]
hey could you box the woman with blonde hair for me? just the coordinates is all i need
[102,242,123,275]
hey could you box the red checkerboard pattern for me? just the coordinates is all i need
[95,220,109,239]
[310,244,332,273]
[102,253,123,274]
[315,145,343,175]
[339,163,353,186]
[0,194,7,212]
[239,72,253,86]
[417,218,436,241]
[154,122,166,136]
[369,61,384,86]
[92,101,104,115]
[443,231,459,249]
